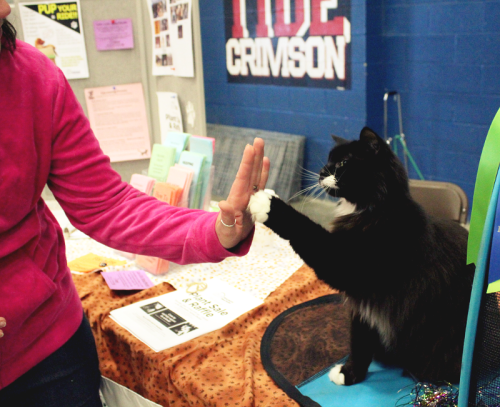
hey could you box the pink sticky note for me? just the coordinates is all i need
[93,19,134,51]
[101,270,154,290]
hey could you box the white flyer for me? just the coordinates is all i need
[146,0,194,77]
[157,91,183,142]
[169,0,194,77]
[19,1,89,79]
[109,278,263,352]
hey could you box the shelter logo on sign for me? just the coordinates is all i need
[224,0,351,89]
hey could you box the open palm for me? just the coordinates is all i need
[216,138,270,249]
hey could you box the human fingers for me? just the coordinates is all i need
[250,138,265,191]
[227,144,255,208]
[258,157,270,190]
[216,200,245,249]
[217,199,237,228]
[0,317,5,338]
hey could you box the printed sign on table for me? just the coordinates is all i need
[110,278,263,352]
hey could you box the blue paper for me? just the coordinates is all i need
[297,361,415,407]
[163,132,190,163]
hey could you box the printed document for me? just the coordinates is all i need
[84,83,151,162]
[109,278,263,352]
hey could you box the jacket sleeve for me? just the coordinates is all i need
[46,69,252,264]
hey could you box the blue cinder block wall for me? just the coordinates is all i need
[200,1,500,207]
[200,0,367,181]
[366,0,500,206]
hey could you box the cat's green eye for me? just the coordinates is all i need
[336,160,347,168]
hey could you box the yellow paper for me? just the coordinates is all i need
[68,253,127,273]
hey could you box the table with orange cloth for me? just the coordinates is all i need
[72,264,335,407]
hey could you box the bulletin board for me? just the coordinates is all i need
[9,0,206,184]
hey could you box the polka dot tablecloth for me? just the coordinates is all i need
[152,223,304,300]
[66,223,305,301]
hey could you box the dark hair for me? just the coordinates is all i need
[1,19,17,51]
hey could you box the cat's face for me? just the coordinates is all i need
[319,127,407,207]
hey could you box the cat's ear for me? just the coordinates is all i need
[359,127,383,153]
[331,134,349,146]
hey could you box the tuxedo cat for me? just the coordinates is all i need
[249,127,474,385]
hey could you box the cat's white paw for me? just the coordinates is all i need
[328,364,345,385]
[248,190,273,223]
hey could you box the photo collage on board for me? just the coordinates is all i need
[152,0,172,67]
[170,0,189,40]
[150,0,193,77]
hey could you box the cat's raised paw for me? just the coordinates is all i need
[248,190,273,223]
[328,364,345,386]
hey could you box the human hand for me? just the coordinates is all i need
[0,317,6,338]
[216,138,270,249]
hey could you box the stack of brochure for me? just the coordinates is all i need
[129,131,216,275]
[130,174,156,195]
[152,182,183,206]
[144,131,215,211]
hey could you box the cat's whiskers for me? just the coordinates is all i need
[302,184,327,211]
[308,186,328,204]
[298,168,323,187]
[300,166,322,177]
[287,184,320,202]
[289,167,328,212]
[302,176,321,184]
[297,167,323,187]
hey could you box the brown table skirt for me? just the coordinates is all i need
[73,264,336,407]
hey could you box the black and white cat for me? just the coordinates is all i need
[249,127,474,385]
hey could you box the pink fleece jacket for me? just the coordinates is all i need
[0,40,252,389]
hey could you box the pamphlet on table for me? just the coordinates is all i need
[109,278,263,352]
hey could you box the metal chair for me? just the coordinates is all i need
[409,179,469,225]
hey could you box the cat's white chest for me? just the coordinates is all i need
[349,299,394,348]
[333,198,357,217]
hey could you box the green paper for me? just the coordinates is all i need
[147,144,176,183]
[178,151,206,209]
[189,136,214,209]
[487,279,500,294]
[467,108,500,266]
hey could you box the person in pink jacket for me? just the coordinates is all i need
[0,2,270,405]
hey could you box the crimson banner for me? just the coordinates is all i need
[224,0,351,89]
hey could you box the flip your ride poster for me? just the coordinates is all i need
[20,1,89,80]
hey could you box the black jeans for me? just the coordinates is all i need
[0,313,102,407]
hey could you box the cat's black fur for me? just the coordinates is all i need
[252,127,474,385]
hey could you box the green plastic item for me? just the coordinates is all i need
[467,108,500,267]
